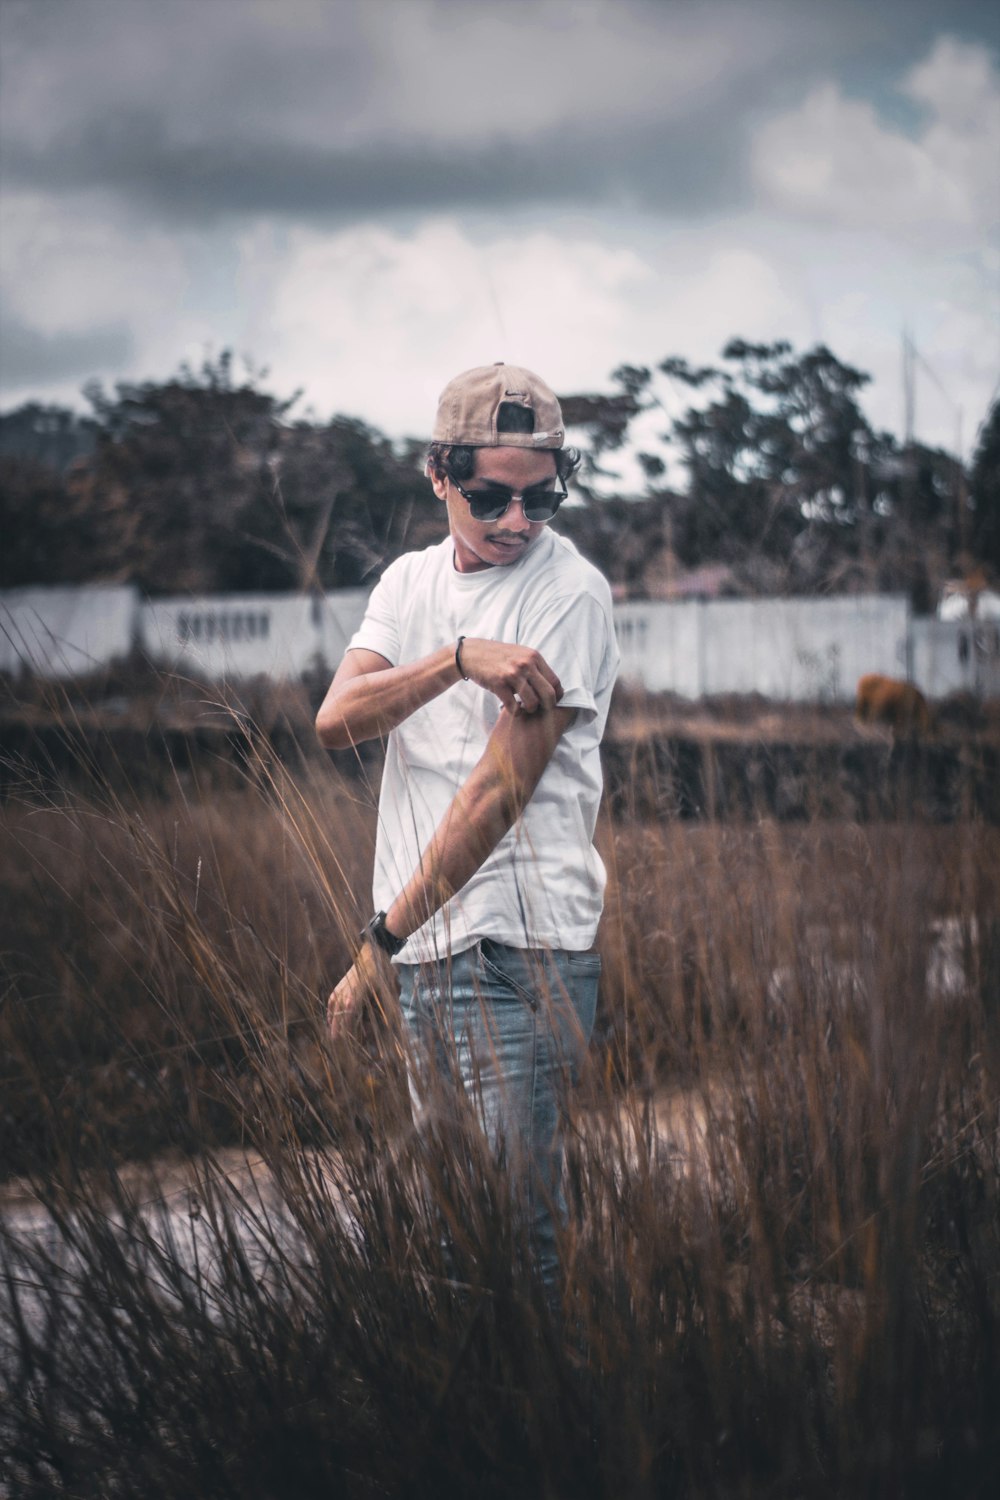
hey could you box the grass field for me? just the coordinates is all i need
[1,691,998,1497]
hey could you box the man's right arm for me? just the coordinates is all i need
[315,639,564,750]
[316,645,459,749]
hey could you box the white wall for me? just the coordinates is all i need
[140,590,369,680]
[912,617,1000,699]
[616,594,911,702]
[4,584,997,700]
[0,586,138,678]
[320,589,370,666]
[615,601,702,696]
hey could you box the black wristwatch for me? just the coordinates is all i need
[362,911,406,958]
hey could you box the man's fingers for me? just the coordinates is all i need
[518,647,560,696]
[327,973,366,1038]
[520,665,559,713]
[328,950,398,1040]
[327,993,350,1036]
[520,650,559,694]
[516,678,540,713]
[534,666,561,705]
[522,657,561,709]
[328,1003,361,1041]
[466,640,564,712]
[539,661,563,698]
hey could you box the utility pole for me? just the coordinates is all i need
[902,329,916,450]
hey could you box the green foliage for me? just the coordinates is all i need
[0,345,989,603]
[0,405,102,588]
[1,354,445,595]
[81,353,446,594]
[0,401,97,472]
[559,340,980,603]
[0,456,77,588]
[968,399,1000,574]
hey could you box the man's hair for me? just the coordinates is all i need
[427,401,580,485]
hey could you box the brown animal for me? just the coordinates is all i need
[855,674,932,738]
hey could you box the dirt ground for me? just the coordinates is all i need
[606,688,1000,746]
[5,668,998,746]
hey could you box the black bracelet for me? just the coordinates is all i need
[455,635,470,681]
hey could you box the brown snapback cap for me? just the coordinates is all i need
[432,362,564,449]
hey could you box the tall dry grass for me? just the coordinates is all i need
[1,686,998,1497]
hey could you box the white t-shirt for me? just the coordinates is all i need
[347,527,620,964]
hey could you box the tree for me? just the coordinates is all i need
[251,418,442,592]
[967,398,1000,577]
[864,439,962,612]
[0,405,106,588]
[0,402,98,472]
[665,341,878,587]
[74,354,443,594]
[78,353,293,592]
[560,340,971,603]
[0,457,75,588]
[1,355,447,593]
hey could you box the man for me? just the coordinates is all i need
[316,362,619,1287]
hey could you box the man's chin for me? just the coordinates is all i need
[486,536,531,562]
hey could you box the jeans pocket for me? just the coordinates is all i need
[478,939,539,1011]
[566,950,602,974]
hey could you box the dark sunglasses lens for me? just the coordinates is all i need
[467,493,511,521]
[523,493,563,522]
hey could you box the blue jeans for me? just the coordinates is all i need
[397,939,600,1291]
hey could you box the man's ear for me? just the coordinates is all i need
[428,467,449,502]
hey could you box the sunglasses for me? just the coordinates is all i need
[450,476,568,524]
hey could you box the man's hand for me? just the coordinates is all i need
[458,638,563,715]
[326,942,389,1040]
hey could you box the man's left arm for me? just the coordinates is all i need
[328,703,576,1034]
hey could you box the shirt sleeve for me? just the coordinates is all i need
[346,564,402,666]
[518,589,617,721]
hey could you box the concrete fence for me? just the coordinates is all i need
[910,616,1000,700]
[614,594,912,703]
[2,584,997,701]
[0,585,139,679]
[141,590,370,681]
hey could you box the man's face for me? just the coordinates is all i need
[431,446,559,574]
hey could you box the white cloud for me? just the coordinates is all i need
[0,188,211,404]
[751,36,1000,246]
[905,33,998,132]
[742,36,1000,455]
[235,218,656,432]
[232,217,817,443]
[0,191,189,336]
[653,244,807,356]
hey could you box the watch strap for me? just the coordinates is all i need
[362,911,406,957]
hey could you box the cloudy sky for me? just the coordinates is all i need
[1,0,998,461]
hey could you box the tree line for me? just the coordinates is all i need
[2,343,997,609]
